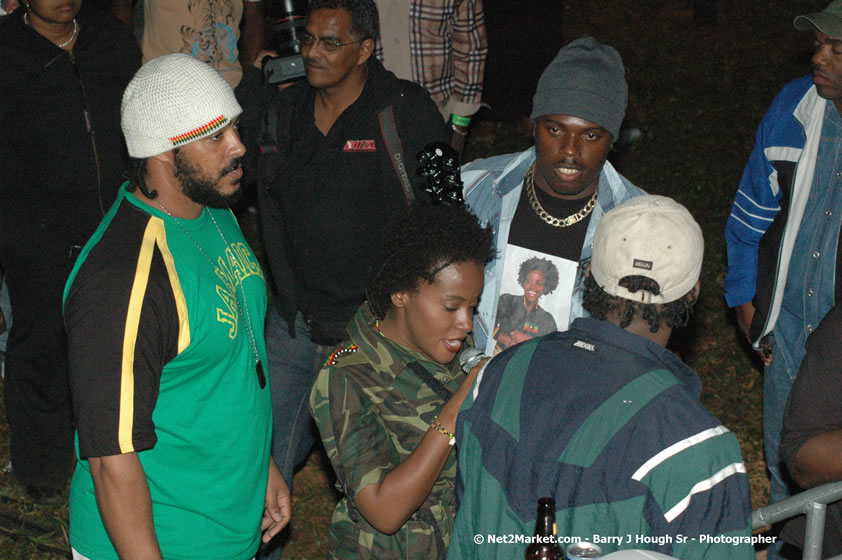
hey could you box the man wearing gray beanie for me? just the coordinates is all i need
[462,36,645,356]
[63,54,290,559]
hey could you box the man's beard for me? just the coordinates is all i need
[173,149,243,208]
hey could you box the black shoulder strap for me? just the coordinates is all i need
[378,105,415,205]
[258,82,301,156]
[406,362,453,401]
[254,85,303,204]
[258,97,285,155]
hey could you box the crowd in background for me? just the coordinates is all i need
[3,1,842,560]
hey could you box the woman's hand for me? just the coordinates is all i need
[435,356,487,433]
[353,356,488,534]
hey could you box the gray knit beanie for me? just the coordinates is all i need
[121,54,242,158]
[531,37,628,140]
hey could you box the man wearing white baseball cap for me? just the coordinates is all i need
[63,53,290,560]
[448,196,753,560]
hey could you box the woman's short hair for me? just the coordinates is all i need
[516,256,560,295]
[366,203,495,318]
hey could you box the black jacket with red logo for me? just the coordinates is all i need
[237,58,448,337]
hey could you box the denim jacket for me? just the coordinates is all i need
[724,76,831,345]
[462,147,645,354]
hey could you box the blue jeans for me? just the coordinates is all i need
[258,307,336,559]
[0,280,8,380]
[763,333,799,560]
[0,279,10,354]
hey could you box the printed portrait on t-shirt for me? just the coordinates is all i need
[491,245,578,354]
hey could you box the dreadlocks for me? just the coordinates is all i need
[124,157,158,199]
[582,274,697,332]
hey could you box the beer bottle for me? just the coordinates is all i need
[525,497,562,559]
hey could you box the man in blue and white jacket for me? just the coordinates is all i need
[724,0,842,532]
[463,37,644,356]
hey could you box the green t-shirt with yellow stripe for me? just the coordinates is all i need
[63,182,271,559]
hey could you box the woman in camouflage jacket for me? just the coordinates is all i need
[310,203,495,559]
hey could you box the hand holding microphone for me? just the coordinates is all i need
[458,347,488,375]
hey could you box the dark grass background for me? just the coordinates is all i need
[0,0,825,556]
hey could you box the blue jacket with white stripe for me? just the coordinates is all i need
[725,75,827,343]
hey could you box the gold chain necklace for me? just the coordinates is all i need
[525,163,598,228]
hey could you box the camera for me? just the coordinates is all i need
[263,0,307,85]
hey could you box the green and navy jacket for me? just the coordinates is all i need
[448,318,753,560]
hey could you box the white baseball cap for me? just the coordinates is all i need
[591,195,703,304]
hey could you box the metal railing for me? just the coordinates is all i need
[752,480,842,560]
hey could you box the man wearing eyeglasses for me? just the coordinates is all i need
[236,1,448,556]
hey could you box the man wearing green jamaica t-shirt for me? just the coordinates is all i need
[63,54,290,560]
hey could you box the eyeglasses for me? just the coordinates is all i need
[297,30,365,52]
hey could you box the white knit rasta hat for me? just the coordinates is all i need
[121,54,242,158]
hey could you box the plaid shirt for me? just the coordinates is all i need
[376,0,488,117]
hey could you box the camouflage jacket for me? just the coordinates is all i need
[310,304,463,560]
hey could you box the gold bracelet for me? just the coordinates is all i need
[431,415,456,446]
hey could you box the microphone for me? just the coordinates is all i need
[458,346,487,374]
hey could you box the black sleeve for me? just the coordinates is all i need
[780,305,842,473]
[65,208,180,458]
[109,11,142,78]
[494,293,515,333]
[236,70,305,200]
[86,2,141,86]
[235,64,269,178]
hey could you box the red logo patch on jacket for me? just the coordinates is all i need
[343,140,377,152]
